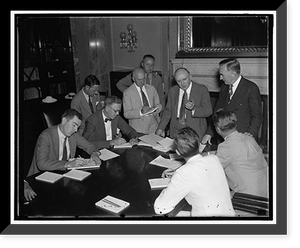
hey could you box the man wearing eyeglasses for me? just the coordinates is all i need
[82,95,139,149]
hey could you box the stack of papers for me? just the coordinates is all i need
[141,106,159,117]
[67,158,100,170]
[95,195,130,214]
[139,133,174,152]
[63,169,91,181]
[139,133,164,147]
[148,178,171,190]
[113,140,153,149]
[150,155,183,170]
[35,171,63,183]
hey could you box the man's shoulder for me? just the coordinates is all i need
[86,109,102,122]
[39,125,57,138]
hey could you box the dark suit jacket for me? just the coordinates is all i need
[71,89,102,134]
[158,82,212,139]
[83,109,138,149]
[207,76,263,138]
[27,125,97,177]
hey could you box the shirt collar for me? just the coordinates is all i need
[57,125,66,139]
[82,88,89,101]
[232,75,242,88]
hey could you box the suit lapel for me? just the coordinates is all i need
[228,77,246,107]
[79,90,93,114]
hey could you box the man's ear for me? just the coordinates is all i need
[61,117,67,125]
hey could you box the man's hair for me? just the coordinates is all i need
[61,109,82,121]
[212,109,237,132]
[219,58,241,74]
[174,67,190,76]
[173,127,200,158]
[84,74,100,86]
[105,95,122,106]
[142,54,155,61]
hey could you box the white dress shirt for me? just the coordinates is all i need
[57,126,70,160]
[154,154,236,217]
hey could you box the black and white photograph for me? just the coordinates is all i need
[4,3,290,241]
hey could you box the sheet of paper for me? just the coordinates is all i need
[148,178,171,189]
[149,155,183,170]
[157,137,174,149]
[35,171,63,183]
[67,158,100,170]
[95,195,130,214]
[141,106,159,116]
[63,169,91,181]
[139,133,164,147]
[99,148,120,161]
[113,142,132,149]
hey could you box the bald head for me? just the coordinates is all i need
[174,67,192,90]
[132,67,146,88]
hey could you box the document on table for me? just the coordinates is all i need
[139,133,164,147]
[113,141,153,149]
[98,148,120,161]
[148,178,171,190]
[95,195,130,214]
[67,158,100,170]
[150,155,183,170]
[35,171,63,183]
[63,169,91,181]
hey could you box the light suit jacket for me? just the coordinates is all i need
[71,89,102,134]
[123,84,162,134]
[27,125,97,177]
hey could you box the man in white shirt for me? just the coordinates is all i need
[154,126,235,217]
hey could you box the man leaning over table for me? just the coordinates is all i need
[83,95,139,149]
[27,109,101,177]
[154,126,235,217]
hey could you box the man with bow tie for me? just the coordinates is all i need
[83,95,138,149]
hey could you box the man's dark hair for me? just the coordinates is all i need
[105,95,122,106]
[61,109,82,121]
[84,74,100,86]
[142,54,155,61]
[173,126,200,158]
[219,58,241,74]
[212,109,237,132]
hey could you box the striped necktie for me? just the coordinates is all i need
[140,87,149,107]
[179,90,188,124]
[228,84,233,103]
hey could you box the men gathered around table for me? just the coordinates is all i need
[71,75,105,134]
[116,54,165,110]
[156,67,212,140]
[154,126,235,217]
[123,67,162,135]
[212,109,269,198]
[83,95,139,149]
[27,109,101,177]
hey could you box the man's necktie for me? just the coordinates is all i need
[62,137,68,161]
[88,96,94,113]
[228,84,233,102]
[179,90,188,125]
[140,87,150,107]
[146,75,151,85]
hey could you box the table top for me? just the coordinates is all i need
[20,146,267,220]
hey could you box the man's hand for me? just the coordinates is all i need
[201,134,212,145]
[110,137,127,146]
[161,168,176,179]
[155,129,165,137]
[129,138,139,146]
[64,158,86,169]
[90,151,102,165]
[141,106,151,114]
[24,181,37,201]
[244,132,253,137]
[185,100,195,111]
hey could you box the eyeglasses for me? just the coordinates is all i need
[107,105,121,115]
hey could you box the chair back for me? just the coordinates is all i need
[42,109,63,128]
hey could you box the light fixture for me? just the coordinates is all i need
[119,24,138,53]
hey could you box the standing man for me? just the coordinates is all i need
[71,75,105,134]
[116,54,165,110]
[83,96,139,149]
[156,67,212,140]
[27,109,101,177]
[123,67,162,136]
[202,58,263,145]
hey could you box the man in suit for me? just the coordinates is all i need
[27,109,101,177]
[116,54,165,110]
[71,75,105,134]
[201,58,263,145]
[83,95,139,149]
[156,67,212,140]
[123,67,162,135]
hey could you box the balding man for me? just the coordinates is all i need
[123,67,162,135]
[156,67,212,139]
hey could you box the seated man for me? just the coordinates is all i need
[27,109,101,177]
[212,109,269,198]
[123,67,162,135]
[154,126,235,217]
[83,95,139,149]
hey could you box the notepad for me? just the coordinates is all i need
[63,169,91,181]
[139,133,164,147]
[95,195,130,214]
[148,178,171,190]
[98,148,120,161]
[35,171,63,183]
[150,155,183,170]
[141,106,159,116]
[67,158,100,170]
